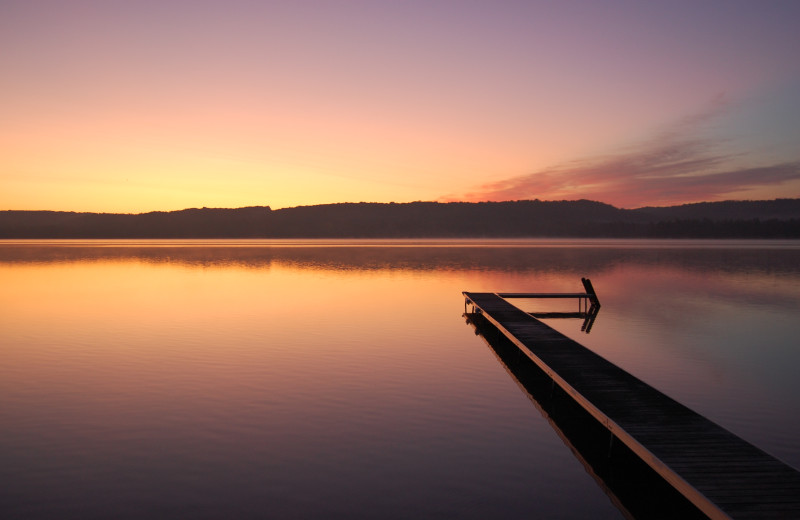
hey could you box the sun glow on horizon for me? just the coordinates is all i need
[1,1,799,212]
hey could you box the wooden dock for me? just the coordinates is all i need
[463,290,800,519]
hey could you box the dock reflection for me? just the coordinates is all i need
[529,302,601,333]
[464,312,706,520]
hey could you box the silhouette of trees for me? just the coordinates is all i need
[1,200,799,238]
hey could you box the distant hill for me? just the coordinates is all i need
[1,199,800,238]
[630,199,800,221]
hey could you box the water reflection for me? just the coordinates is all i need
[518,304,600,333]
[465,312,707,520]
[2,239,800,518]
[2,241,631,519]
[2,239,800,276]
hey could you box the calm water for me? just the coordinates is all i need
[2,239,799,519]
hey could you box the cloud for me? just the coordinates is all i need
[442,100,800,208]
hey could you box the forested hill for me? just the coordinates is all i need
[2,199,800,238]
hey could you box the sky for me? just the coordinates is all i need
[2,0,799,212]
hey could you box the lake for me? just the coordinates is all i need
[2,239,799,519]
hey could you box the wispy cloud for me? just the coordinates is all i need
[442,100,800,208]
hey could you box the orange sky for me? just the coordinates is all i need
[1,1,799,212]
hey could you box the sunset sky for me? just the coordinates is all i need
[2,0,799,212]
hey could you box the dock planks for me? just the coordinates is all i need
[463,291,800,520]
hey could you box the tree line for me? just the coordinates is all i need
[2,199,800,238]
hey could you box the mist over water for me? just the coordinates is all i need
[2,239,799,519]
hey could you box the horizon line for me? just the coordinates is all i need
[4,197,799,215]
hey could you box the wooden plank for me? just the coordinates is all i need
[466,311,709,519]
[463,291,800,520]
[497,292,589,298]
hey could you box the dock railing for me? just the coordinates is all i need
[470,277,601,333]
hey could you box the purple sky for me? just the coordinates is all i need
[1,0,799,211]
